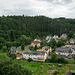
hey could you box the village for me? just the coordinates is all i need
[9,33,75,62]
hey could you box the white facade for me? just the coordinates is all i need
[46,36,52,40]
[69,38,75,44]
[56,52,69,56]
[71,47,75,55]
[16,55,22,59]
[31,43,40,47]
[53,35,59,39]
[23,53,38,61]
[34,39,41,42]
[61,34,67,39]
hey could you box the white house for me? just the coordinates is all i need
[60,33,67,39]
[55,47,71,56]
[34,39,41,42]
[22,51,47,62]
[71,46,75,55]
[69,38,75,44]
[46,36,52,43]
[31,41,41,47]
[53,35,59,39]
[16,55,23,59]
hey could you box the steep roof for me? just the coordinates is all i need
[31,51,45,55]
[56,47,71,53]
[62,33,67,36]
[16,55,22,57]
[23,51,45,55]
[44,46,50,51]
[31,41,40,44]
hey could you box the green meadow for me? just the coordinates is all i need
[18,61,75,75]
[0,52,75,75]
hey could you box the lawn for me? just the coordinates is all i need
[18,61,75,75]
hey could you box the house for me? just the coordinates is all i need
[31,41,41,47]
[71,46,75,55]
[55,47,71,56]
[16,55,22,59]
[46,36,52,40]
[62,45,72,48]
[53,35,59,39]
[46,36,52,43]
[69,38,75,44]
[61,33,67,39]
[34,39,41,42]
[9,46,16,54]
[22,51,47,62]
[37,46,52,53]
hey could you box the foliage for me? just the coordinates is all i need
[1,45,7,52]
[16,53,22,55]
[11,55,16,60]
[74,57,75,60]
[45,54,68,63]
[0,16,75,52]
[34,45,37,51]
[48,39,57,48]
[0,60,32,75]
[21,44,25,50]
[57,57,68,63]
[57,40,64,47]
[27,58,33,62]
[54,71,59,75]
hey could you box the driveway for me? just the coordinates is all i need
[24,45,31,52]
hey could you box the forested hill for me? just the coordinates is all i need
[0,15,75,39]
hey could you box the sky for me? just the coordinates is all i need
[0,0,75,18]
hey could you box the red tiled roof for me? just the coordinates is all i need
[31,41,40,44]
[16,55,22,57]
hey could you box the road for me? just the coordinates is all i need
[24,45,31,52]
[16,46,23,54]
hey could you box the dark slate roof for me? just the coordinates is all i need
[44,46,50,51]
[23,52,31,54]
[31,51,45,55]
[37,49,42,51]
[56,47,71,53]
[23,51,45,55]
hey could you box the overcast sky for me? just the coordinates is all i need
[0,0,75,18]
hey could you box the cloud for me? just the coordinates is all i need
[0,0,75,18]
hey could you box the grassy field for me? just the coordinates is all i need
[0,52,75,75]
[18,61,75,75]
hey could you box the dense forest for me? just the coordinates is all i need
[0,15,75,51]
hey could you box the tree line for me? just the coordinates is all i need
[0,15,75,52]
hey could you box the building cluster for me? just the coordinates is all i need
[9,46,52,62]
[9,33,75,61]
[55,45,75,56]
[46,33,67,43]
[46,33,75,45]
[23,46,52,62]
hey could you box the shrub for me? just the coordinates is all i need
[54,71,59,75]
[27,58,33,62]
